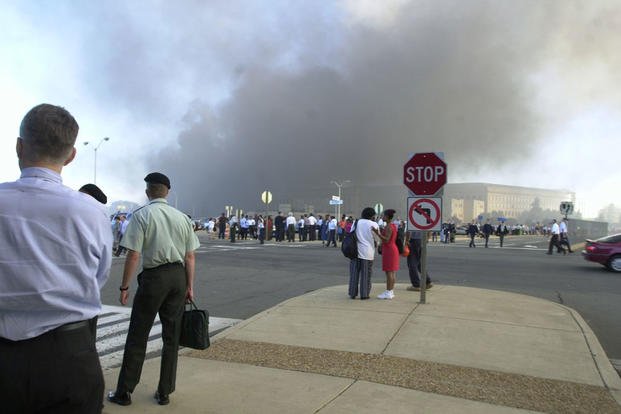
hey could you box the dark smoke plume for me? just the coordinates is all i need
[148,1,620,216]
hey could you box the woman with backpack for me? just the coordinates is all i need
[377,209,399,300]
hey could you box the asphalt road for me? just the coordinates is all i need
[102,233,621,364]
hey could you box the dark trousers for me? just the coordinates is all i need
[218,225,226,239]
[548,234,564,254]
[499,234,505,247]
[115,235,126,256]
[309,225,316,241]
[326,230,337,246]
[286,224,296,242]
[484,234,490,248]
[407,239,431,287]
[469,234,476,248]
[560,235,573,252]
[259,228,265,244]
[116,263,186,396]
[349,258,373,299]
[0,320,103,414]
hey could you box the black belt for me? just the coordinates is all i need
[144,262,183,271]
[0,318,94,343]
[53,319,92,333]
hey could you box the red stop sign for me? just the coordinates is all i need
[403,152,447,195]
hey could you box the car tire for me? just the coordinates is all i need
[607,255,621,273]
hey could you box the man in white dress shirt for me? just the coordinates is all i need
[559,218,573,253]
[286,212,297,242]
[0,104,113,413]
[547,219,564,255]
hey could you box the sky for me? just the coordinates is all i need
[1,0,620,218]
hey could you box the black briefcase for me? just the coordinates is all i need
[179,299,210,350]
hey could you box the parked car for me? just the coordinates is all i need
[582,234,621,272]
[455,226,468,235]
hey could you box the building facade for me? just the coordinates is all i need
[443,183,575,222]
[284,182,575,223]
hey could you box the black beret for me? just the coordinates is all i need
[144,172,171,189]
[79,183,108,204]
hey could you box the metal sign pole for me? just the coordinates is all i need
[420,231,428,304]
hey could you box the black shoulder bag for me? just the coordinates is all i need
[179,299,210,350]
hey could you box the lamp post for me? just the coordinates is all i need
[83,137,110,185]
[331,180,350,219]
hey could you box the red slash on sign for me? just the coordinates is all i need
[407,197,442,231]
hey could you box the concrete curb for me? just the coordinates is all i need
[206,288,318,343]
[562,304,621,405]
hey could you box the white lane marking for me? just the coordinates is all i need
[101,304,132,315]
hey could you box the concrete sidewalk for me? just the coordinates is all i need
[102,284,621,413]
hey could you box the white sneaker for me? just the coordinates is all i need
[388,290,395,299]
[377,290,393,300]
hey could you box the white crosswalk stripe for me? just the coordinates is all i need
[97,305,241,370]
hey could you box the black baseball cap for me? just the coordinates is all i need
[144,172,171,189]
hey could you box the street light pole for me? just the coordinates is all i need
[331,180,351,219]
[83,137,110,185]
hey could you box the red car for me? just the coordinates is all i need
[582,234,621,272]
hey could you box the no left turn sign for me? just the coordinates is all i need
[407,197,442,231]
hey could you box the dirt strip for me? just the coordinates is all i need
[188,339,621,414]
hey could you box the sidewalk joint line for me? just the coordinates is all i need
[380,303,420,355]
[313,379,357,413]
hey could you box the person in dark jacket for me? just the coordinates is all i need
[482,219,493,248]
[496,223,508,247]
[467,220,478,248]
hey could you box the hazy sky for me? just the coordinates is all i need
[1,0,620,218]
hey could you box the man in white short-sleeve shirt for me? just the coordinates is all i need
[356,218,379,261]
[349,207,381,299]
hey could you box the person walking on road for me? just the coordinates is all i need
[547,219,565,255]
[496,222,508,247]
[559,218,573,253]
[217,213,227,239]
[467,220,478,248]
[108,172,200,407]
[406,230,433,291]
[0,104,113,414]
[349,207,380,299]
[326,215,338,247]
[377,209,399,300]
[482,219,493,248]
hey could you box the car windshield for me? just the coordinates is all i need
[596,234,621,243]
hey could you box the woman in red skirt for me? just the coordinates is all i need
[378,209,399,299]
